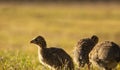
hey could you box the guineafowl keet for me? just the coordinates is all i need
[73,35,98,70]
[30,36,74,70]
[89,41,120,70]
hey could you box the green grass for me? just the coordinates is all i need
[0,50,50,70]
[0,3,120,70]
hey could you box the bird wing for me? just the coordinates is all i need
[42,48,63,67]
[44,47,72,64]
[90,41,120,63]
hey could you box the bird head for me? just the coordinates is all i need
[30,35,47,48]
[91,35,99,45]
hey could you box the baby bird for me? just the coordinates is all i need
[89,41,120,70]
[73,35,98,70]
[30,36,74,70]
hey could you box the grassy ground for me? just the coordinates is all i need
[0,3,120,70]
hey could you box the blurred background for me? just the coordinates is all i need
[0,0,120,70]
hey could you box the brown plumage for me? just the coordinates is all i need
[89,41,120,70]
[73,35,98,70]
[30,36,74,70]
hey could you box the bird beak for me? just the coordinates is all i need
[30,40,34,43]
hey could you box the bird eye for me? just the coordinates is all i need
[35,39,39,41]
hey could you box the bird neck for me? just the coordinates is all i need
[38,43,47,49]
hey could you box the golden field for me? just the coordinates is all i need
[0,3,120,70]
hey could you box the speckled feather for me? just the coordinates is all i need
[74,35,98,68]
[89,41,120,70]
[31,36,74,70]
